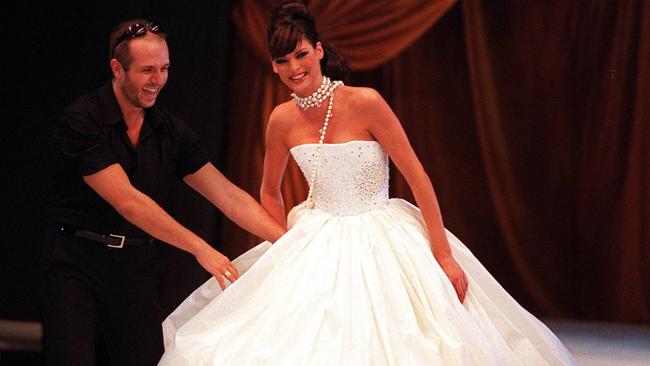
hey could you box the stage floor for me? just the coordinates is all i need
[1,319,649,365]
[546,319,650,366]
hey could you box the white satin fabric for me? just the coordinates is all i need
[159,141,577,365]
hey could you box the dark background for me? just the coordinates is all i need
[2,0,649,364]
[2,0,236,322]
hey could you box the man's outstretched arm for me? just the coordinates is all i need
[83,163,239,290]
[183,162,286,243]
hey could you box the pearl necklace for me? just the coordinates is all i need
[304,79,344,208]
[291,76,338,110]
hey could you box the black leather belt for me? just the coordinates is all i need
[56,224,154,248]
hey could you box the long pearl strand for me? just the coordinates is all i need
[304,79,343,208]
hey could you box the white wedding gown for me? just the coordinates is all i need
[159,140,577,365]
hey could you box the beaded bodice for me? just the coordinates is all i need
[290,140,389,215]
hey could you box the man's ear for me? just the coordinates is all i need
[110,58,124,79]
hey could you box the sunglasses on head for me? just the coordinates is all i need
[111,22,163,57]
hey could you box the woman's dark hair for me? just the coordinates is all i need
[267,1,348,81]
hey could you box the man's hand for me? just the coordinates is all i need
[194,245,241,290]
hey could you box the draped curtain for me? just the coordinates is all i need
[459,0,648,324]
[223,0,649,324]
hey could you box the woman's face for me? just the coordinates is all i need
[272,37,324,97]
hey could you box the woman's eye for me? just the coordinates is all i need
[297,52,308,58]
[275,59,287,64]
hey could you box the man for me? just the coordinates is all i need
[41,19,285,365]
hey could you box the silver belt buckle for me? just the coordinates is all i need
[108,234,126,248]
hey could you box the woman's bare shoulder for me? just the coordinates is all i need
[338,85,383,107]
[335,86,385,119]
[268,100,297,130]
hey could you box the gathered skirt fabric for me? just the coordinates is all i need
[159,199,576,365]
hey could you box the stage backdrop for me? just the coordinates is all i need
[222,0,649,325]
[2,0,647,327]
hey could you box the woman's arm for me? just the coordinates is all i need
[360,88,469,303]
[260,107,291,229]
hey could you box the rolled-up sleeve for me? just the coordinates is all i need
[174,120,210,178]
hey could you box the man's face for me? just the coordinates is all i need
[115,33,170,109]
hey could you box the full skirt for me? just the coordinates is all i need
[159,199,576,365]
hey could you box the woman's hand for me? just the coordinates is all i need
[436,254,468,303]
[194,245,240,290]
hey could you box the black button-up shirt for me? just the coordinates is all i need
[50,82,209,237]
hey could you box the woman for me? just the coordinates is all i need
[159,2,577,365]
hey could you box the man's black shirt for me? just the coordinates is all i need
[50,82,209,237]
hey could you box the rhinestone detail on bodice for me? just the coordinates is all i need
[290,140,389,215]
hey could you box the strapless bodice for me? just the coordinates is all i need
[290,140,389,215]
